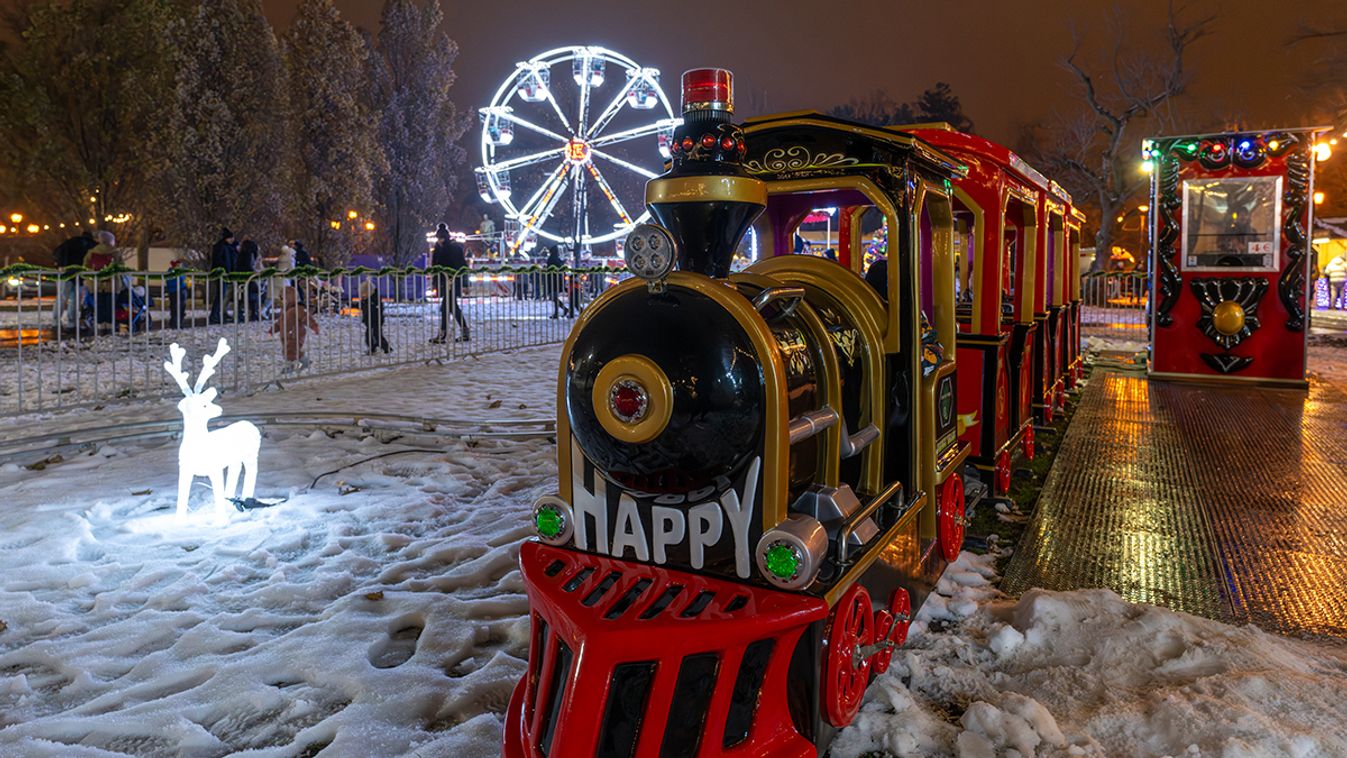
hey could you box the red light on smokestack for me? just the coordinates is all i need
[681,68,733,114]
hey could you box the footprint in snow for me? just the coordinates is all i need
[368,614,424,669]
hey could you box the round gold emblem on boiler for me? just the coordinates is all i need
[591,354,674,444]
[1212,300,1246,336]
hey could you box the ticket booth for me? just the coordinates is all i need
[1147,129,1325,386]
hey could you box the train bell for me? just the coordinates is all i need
[644,68,766,278]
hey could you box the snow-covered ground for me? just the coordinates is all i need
[3,341,1347,757]
[833,551,1347,758]
[0,348,557,757]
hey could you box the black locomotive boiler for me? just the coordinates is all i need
[504,67,972,758]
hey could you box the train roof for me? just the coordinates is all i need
[901,124,1072,204]
[742,111,968,180]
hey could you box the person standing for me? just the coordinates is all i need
[208,228,237,324]
[430,224,469,343]
[545,245,571,318]
[291,240,312,305]
[270,286,319,370]
[164,259,188,329]
[52,229,95,330]
[358,280,391,354]
[235,238,262,322]
[1326,253,1347,309]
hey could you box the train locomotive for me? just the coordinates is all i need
[505,68,987,757]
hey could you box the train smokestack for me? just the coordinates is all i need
[645,68,765,278]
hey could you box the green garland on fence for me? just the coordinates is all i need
[0,262,626,280]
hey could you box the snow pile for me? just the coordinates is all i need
[1083,335,1147,355]
[833,552,1347,758]
[0,347,561,756]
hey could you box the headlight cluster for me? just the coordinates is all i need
[623,223,676,283]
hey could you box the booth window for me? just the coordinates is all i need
[1181,176,1282,272]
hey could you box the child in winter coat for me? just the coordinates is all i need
[269,286,319,369]
[359,281,391,355]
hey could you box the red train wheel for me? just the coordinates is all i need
[938,474,966,562]
[1022,424,1036,461]
[995,450,1012,494]
[889,588,912,649]
[822,584,874,727]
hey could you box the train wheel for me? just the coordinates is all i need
[995,450,1012,494]
[938,475,966,562]
[822,584,874,727]
[870,588,912,675]
[1022,424,1036,461]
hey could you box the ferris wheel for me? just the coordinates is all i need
[475,46,678,255]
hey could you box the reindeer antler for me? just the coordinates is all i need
[164,343,193,396]
[194,338,231,393]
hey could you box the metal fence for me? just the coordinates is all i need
[0,264,625,418]
[1079,271,1149,344]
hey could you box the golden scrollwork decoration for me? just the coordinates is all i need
[745,146,860,175]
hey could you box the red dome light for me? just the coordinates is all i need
[681,68,733,113]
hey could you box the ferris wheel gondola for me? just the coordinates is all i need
[476,46,678,256]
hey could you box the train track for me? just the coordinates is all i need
[0,411,557,465]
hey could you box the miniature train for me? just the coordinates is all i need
[503,68,1084,757]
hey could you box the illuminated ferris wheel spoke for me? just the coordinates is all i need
[586,78,640,139]
[490,146,568,173]
[585,162,634,226]
[494,110,570,143]
[588,119,675,149]
[592,148,659,179]
[514,160,572,226]
[541,87,573,133]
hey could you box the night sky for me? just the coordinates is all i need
[258,0,1345,145]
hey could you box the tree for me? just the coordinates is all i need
[368,0,468,267]
[830,82,973,132]
[0,0,180,265]
[914,83,973,133]
[1034,2,1213,271]
[283,0,382,265]
[165,0,287,261]
[830,90,915,127]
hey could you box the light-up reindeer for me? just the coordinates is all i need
[164,338,261,519]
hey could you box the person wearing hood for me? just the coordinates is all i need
[429,224,469,343]
[274,243,296,311]
[208,227,238,324]
[269,286,319,370]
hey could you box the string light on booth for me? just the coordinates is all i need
[1314,191,1325,205]
[364,221,376,231]
[347,210,359,220]
[8,213,21,224]
[1314,142,1332,162]
[330,220,341,230]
